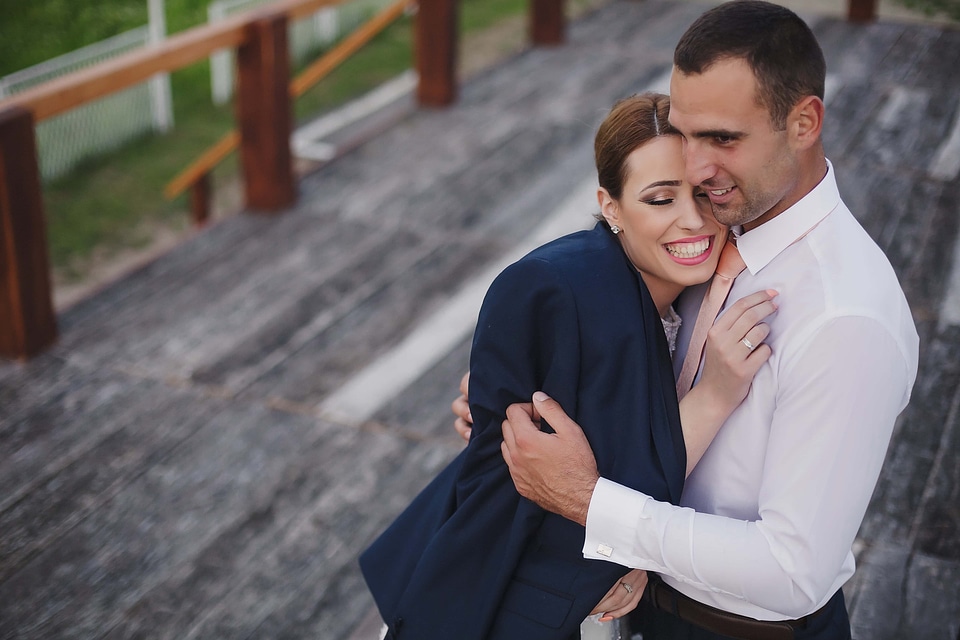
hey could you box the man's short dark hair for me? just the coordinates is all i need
[674,0,826,130]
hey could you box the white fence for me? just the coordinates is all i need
[209,0,394,105]
[0,27,173,182]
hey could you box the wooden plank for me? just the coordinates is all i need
[0,378,224,585]
[859,322,960,546]
[415,0,458,106]
[155,434,457,639]
[847,543,910,640]
[54,213,271,336]
[0,107,57,360]
[899,553,960,639]
[531,0,565,45]
[56,212,373,376]
[0,400,325,639]
[235,12,295,212]
[910,28,960,88]
[912,322,960,561]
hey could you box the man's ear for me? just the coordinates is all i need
[597,187,620,227]
[789,95,824,150]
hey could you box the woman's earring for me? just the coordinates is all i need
[610,224,621,235]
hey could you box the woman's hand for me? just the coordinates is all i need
[681,289,777,474]
[451,371,472,443]
[590,569,648,620]
[699,289,778,413]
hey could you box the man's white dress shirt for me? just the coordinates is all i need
[583,161,920,621]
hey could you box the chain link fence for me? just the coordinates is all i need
[208,0,396,105]
[0,26,173,182]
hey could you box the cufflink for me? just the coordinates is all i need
[596,543,613,557]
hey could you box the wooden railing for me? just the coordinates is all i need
[165,0,415,225]
[0,0,467,360]
[0,0,877,360]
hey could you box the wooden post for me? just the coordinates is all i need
[415,0,458,107]
[847,0,877,22]
[235,11,295,212]
[531,0,564,46]
[190,173,211,227]
[0,106,57,360]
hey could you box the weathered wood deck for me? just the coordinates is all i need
[2,1,959,638]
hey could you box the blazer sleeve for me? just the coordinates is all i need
[464,256,582,492]
[367,256,586,640]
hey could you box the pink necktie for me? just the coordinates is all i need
[676,241,746,401]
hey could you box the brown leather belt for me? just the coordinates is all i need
[644,574,828,640]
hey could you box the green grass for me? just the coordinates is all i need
[896,0,960,20]
[0,0,539,279]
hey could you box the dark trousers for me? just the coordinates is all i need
[629,588,851,640]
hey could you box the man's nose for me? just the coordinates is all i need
[683,141,717,187]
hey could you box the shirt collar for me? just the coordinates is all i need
[733,159,841,275]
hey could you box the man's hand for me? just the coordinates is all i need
[500,392,600,526]
[452,371,472,443]
[590,569,647,621]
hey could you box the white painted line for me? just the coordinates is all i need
[876,86,913,131]
[292,139,337,162]
[317,177,598,424]
[824,73,840,106]
[929,109,960,181]
[939,221,960,330]
[293,70,417,143]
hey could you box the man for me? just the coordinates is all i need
[454,2,918,638]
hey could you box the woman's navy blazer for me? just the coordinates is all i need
[360,223,686,639]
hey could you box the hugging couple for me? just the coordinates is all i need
[360,2,920,639]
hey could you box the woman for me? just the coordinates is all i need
[359,93,775,640]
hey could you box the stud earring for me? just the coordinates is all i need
[610,224,621,235]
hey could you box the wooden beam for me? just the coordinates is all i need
[165,130,239,200]
[847,0,878,22]
[0,107,57,360]
[235,12,296,212]
[0,0,349,124]
[416,0,459,107]
[166,0,411,202]
[290,0,413,98]
[0,19,248,123]
[531,0,565,46]
[190,173,212,227]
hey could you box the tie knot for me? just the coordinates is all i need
[716,240,746,279]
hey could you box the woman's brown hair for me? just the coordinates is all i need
[595,92,678,201]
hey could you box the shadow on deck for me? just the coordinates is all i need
[1,1,959,638]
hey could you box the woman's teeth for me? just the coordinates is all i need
[665,238,710,258]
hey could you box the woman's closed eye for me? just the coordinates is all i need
[644,197,674,206]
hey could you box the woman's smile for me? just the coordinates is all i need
[664,235,715,264]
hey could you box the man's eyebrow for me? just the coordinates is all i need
[691,129,744,139]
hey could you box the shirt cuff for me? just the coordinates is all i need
[582,477,654,567]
